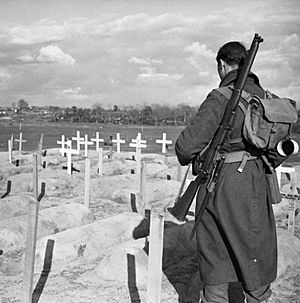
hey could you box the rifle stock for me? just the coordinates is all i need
[169,174,202,221]
[170,33,264,223]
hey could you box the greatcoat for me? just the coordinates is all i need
[175,70,287,290]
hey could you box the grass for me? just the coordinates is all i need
[1,119,300,165]
[0,120,184,155]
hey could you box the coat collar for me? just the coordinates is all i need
[219,69,261,88]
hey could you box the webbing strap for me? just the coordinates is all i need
[220,151,257,173]
[214,86,251,116]
[214,86,253,145]
[221,151,257,163]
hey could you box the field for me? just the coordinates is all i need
[1,119,300,164]
[0,120,184,155]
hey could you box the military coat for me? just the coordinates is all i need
[175,70,287,290]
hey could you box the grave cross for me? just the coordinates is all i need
[146,211,165,302]
[91,132,104,151]
[129,133,147,153]
[57,135,68,156]
[130,133,147,202]
[23,154,40,303]
[15,132,27,155]
[112,133,125,153]
[10,133,14,150]
[84,158,90,208]
[65,140,80,175]
[80,134,94,157]
[72,131,84,151]
[129,132,147,164]
[276,165,298,235]
[156,133,172,154]
[98,148,104,176]
[37,133,44,166]
[276,165,296,189]
[8,139,12,163]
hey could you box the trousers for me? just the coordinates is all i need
[201,283,271,303]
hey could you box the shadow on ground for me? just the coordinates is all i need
[133,218,245,303]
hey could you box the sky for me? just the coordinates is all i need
[0,0,299,109]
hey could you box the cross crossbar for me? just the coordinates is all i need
[156,133,172,154]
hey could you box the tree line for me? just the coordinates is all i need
[49,103,199,125]
[12,99,198,126]
[9,98,300,132]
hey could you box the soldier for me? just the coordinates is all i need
[175,41,287,303]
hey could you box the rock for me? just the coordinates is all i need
[144,162,168,177]
[111,189,134,204]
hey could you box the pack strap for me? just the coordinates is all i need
[213,86,252,145]
[214,86,252,115]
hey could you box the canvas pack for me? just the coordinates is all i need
[216,87,298,150]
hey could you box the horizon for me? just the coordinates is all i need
[0,0,299,108]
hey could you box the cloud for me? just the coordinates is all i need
[183,42,215,80]
[1,4,300,108]
[17,54,34,62]
[138,66,182,84]
[129,57,151,65]
[184,42,215,58]
[9,19,66,44]
[57,87,89,101]
[36,45,75,66]
[253,32,300,96]
[0,68,11,89]
[129,56,162,65]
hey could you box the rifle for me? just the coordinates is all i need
[169,33,264,238]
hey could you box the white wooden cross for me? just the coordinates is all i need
[84,157,90,208]
[146,211,165,302]
[139,161,148,214]
[15,132,27,155]
[129,133,147,154]
[275,165,296,189]
[91,132,104,152]
[129,132,147,169]
[156,133,172,154]
[23,154,40,303]
[72,131,84,151]
[57,135,68,156]
[79,134,94,157]
[10,133,14,150]
[65,140,80,175]
[130,133,147,204]
[8,139,12,163]
[98,148,103,176]
[112,133,125,153]
[275,164,300,235]
[37,133,44,166]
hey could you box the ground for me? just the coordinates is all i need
[0,148,299,303]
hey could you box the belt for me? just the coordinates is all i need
[220,151,258,173]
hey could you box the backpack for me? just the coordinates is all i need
[215,87,298,151]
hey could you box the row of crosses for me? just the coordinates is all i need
[57,131,172,160]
